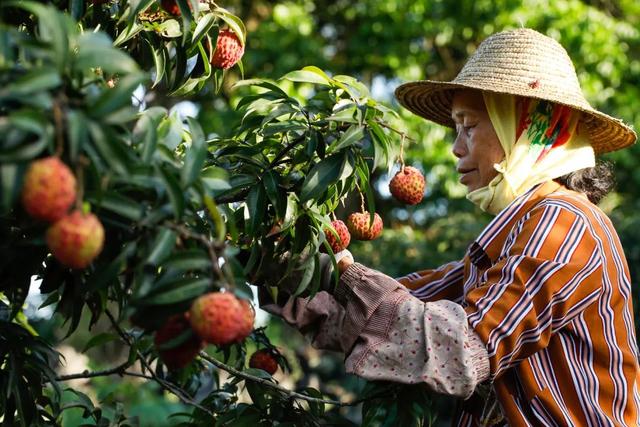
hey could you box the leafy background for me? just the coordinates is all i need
[2,0,640,426]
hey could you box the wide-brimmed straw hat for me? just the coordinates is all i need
[395,28,636,154]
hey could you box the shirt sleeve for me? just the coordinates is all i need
[396,259,466,303]
[464,203,603,379]
[336,263,490,398]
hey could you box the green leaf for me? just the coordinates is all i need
[75,32,140,74]
[156,19,182,38]
[331,124,364,152]
[82,333,118,353]
[0,163,23,214]
[201,166,231,192]
[191,12,216,45]
[281,70,331,86]
[66,109,88,162]
[245,185,267,236]
[146,228,177,266]
[299,154,344,203]
[91,192,142,221]
[164,250,211,272]
[157,165,185,219]
[213,7,246,45]
[113,22,144,46]
[90,73,147,118]
[87,122,130,175]
[5,68,62,95]
[147,39,167,88]
[181,117,207,187]
[262,170,282,216]
[142,278,211,305]
[14,2,70,71]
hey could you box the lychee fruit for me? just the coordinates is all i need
[22,157,76,223]
[249,349,278,375]
[154,314,204,370]
[46,211,105,269]
[189,292,249,345]
[234,298,255,343]
[210,29,244,70]
[161,0,181,15]
[389,166,425,205]
[346,212,383,241]
[323,220,351,253]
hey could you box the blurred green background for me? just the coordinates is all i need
[32,0,640,425]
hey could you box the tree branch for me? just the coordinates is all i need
[199,352,369,407]
[105,310,216,418]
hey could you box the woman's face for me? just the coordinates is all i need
[450,90,506,192]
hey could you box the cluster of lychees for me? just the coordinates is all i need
[159,0,244,70]
[154,292,278,374]
[22,157,105,269]
[322,166,426,252]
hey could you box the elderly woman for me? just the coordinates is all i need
[264,28,640,426]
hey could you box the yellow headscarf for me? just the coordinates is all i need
[466,92,596,214]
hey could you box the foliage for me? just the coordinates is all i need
[2,1,640,426]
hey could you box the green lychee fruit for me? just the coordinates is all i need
[22,157,76,222]
[46,211,105,269]
[346,212,383,241]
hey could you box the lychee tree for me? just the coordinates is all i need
[0,1,434,426]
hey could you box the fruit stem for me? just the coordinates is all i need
[399,133,406,173]
[53,100,65,157]
[75,155,89,211]
[331,211,337,221]
[359,191,366,213]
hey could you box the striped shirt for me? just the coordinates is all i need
[398,181,640,426]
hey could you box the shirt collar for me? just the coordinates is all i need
[468,180,563,269]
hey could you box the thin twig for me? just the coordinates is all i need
[373,119,415,143]
[105,310,216,418]
[165,223,228,285]
[55,360,131,382]
[53,98,65,157]
[199,352,365,407]
[266,133,306,170]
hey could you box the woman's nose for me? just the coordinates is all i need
[451,132,466,159]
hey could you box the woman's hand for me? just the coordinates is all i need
[336,250,354,274]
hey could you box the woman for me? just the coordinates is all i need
[264,28,639,426]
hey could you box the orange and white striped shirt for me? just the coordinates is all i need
[399,181,640,426]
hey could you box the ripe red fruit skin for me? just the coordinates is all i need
[46,211,105,269]
[211,29,244,69]
[22,157,77,223]
[234,298,255,343]
[389,166,425,205]
[249,349,278,375]
[346,212,383,241]
[189,292,248,345]
[161,0,181,15]
[154,314,204,370]
[323,220,351,252]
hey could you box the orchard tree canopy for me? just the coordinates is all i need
[1,0,639,426]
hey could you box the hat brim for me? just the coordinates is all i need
[394,80,637,155]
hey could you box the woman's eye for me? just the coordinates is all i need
[463,125,475,135]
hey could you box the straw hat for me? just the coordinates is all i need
[395,28,636,154]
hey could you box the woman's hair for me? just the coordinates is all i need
[554,160,615,205]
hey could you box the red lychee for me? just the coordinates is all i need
[189,292,247,345]
[234,298,255,343]
[389,166,425,205]
[22,157,76,223]
[346,212,383,241]
[154,314,204,370]
[249,349,278,375]
[323,220,351,253]
[211,29,244,70]
[161,0,181,15]
[46,211,105,269]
